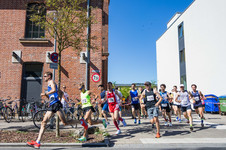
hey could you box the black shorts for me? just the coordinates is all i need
[161,103,171,112]
[181,105,192,113]
[131,103,140,110]
[83,106,95,115]
[47,101,63,113]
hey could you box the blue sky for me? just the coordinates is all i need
[108,0,194,84]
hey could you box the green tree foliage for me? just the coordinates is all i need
[30,0,93,137]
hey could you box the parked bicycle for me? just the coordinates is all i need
[0,97,11,122]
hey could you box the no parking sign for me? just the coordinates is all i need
[50,52,58,63]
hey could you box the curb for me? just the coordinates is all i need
[0,137,110,148]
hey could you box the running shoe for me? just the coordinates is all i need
[179,119,182,123]
[164,121,168,126]
[103,119,107,128]
[151,124,155,128]
[176,117,179,121]
[27,141,40,149]
[169,122,172,127]
[155,133,161,138]
[107,122,110,125]
[145,115,147,119]
[134,118,137,124]
[116,130,121,135]
[78,136,87,142]
[122,119,127,127]
[201,123,204,128]
[190,126,193,132]
[138,120,141,124]
[141,115,144,118]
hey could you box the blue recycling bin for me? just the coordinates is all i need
[204,94,219,113]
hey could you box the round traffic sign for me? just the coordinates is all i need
[50,52,58,63]
[91,73,101,83]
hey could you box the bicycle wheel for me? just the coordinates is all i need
[33,110,55,129]
[4,107,13,123]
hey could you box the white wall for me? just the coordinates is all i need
[156,0,226,96]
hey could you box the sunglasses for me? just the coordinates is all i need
[44,76,47,77]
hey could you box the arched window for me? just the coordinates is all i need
[25,3,46,38]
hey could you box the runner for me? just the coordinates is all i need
[77,82,107,141]
[140,81,163,138]
[172,86,182,123]
[104,82,127,135]
[61,85,69,114]
[98,84,110,125]
[138,87,147,119]
[115,87,123,118]
[175,84,194,131]
[191,84,206,127]
[159,84,172,127]
[27,72,84,149]
[129,83,141,124]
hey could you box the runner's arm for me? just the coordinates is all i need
[155,92,163,106]
[140,90,145,104]
[175,93,181,103]
[199,91,206,100]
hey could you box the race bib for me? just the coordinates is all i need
[194,97,200,101]
[132,97,138,101]
[108,98,115,103]
[161,103,168,107]
[49,95,55,102]
[81,98,87,104]
[101,98,105,101]
[147,95,154,101]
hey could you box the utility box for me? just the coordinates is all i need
[80,52,87,64]
[46,51,54,63]
[12,50,22,63]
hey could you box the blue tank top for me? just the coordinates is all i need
[192,91,201,103]
[130,90,139,104]
[160,91,169,104]
[100,90,107,104]
[48,83,59,106]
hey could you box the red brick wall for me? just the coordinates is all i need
[0,0,109,101]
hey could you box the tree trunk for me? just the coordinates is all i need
[56,50,62,137]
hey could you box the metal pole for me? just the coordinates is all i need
[86,0,90,90]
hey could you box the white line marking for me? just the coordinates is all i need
[140,138,226,144]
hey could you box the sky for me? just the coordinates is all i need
[108,0,194,84]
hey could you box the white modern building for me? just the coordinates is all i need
[156,0,226,96]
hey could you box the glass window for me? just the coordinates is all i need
[178,24,184,39]
[24,63,43,77]
[25,3,46,38]
[180,49,186,63]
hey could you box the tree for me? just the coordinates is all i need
[30,0,93,137]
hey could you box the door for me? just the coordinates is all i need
[21,63,43,103]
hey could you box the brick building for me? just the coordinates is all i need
[0,0,109,102]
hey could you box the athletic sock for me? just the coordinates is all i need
[118,117,123,122]
[114,120,120,130]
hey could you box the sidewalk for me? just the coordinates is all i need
[0,112,226,146]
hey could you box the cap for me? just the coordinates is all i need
[180,84,184,87]
[144,81,151,86]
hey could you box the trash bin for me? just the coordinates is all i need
[219,96,226,113]
[204,94,219,113]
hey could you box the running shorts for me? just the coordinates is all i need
[108,104,119,113]
[102,103,109,112]
[47,101,62,113]
[161,103,171,112]
[147,107,159,120]
[131,103,140,110]
[181,105,192,113]
[83,106,95,115]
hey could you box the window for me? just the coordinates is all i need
[25,3,46,38]
[180,49,186,63]
[178,23,184,39]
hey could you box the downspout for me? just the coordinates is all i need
[86,0,91,90]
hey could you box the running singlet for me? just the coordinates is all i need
[100,90,107,104]
[191,91,201,104]
[173,92,180,105]
[144,89,157,108]
[179,91,190,107]
[107,91,117,105]
[160,91,169,107]
[48,83,59,106]
[81,91,92,109]
[130,90,139,104]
